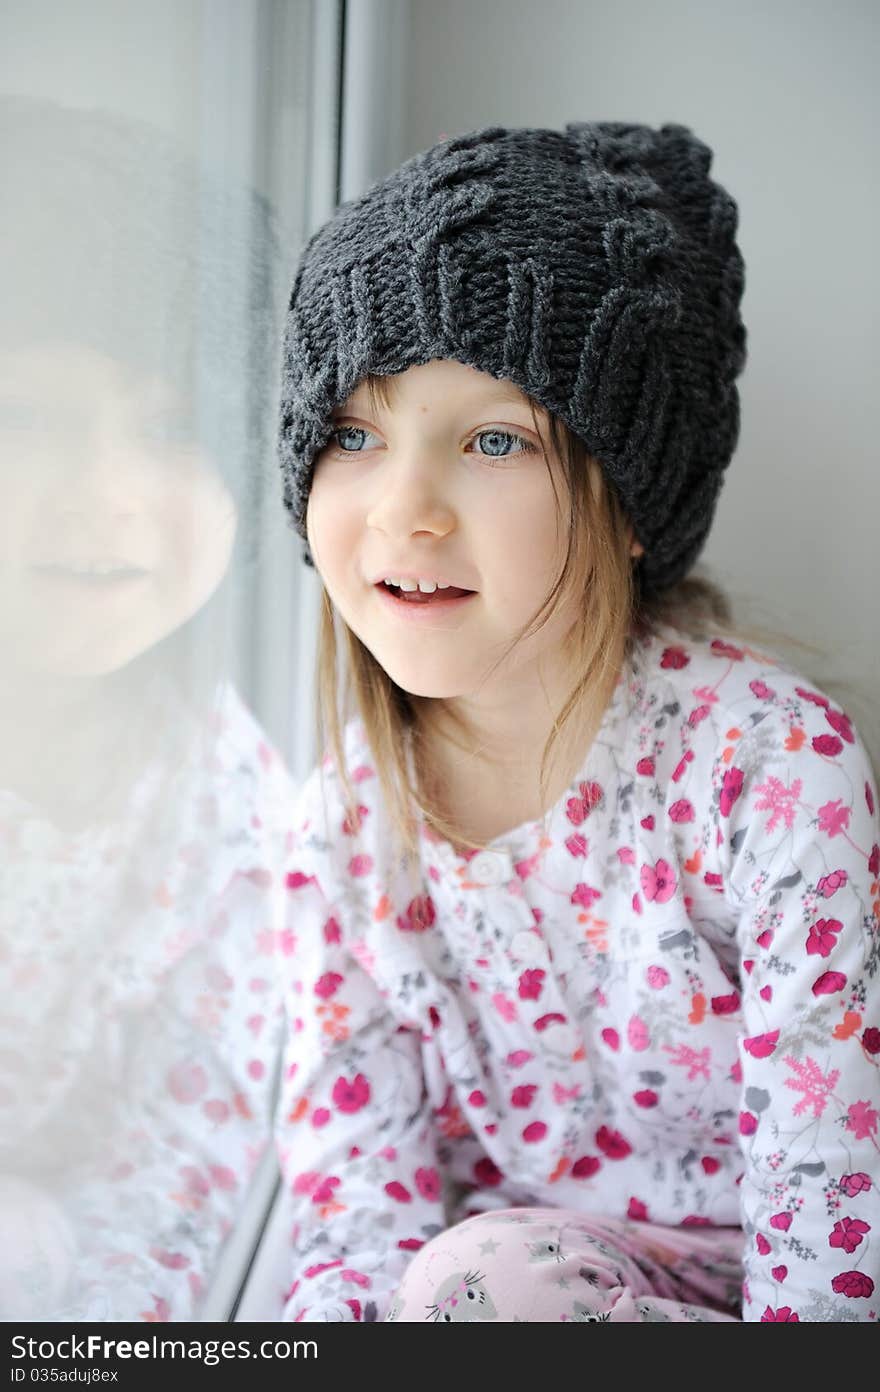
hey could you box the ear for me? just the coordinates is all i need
[626,522,645,559]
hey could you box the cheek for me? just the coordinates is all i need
[159,470,236,589]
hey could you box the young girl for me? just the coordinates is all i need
[274,121,880,1322]
[0,95,291,1320]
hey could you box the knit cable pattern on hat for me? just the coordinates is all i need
[278,120,747,597]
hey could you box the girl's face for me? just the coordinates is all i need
[0,342,238,679]
[307,359,589,718]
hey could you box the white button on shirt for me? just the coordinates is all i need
[510,930,544,962]
[467,850,513,886]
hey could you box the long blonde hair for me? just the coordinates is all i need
[311,375,878,863]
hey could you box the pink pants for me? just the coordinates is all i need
[385,1208,744,1322]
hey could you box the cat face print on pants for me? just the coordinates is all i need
[426,1269,498,1322]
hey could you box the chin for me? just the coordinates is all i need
[381,664,467,702]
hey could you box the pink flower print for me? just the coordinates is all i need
[815,869,848,898]
[636,756,655,776]
[601,1028,621,1051]
[829,1217,870,1253]
[866,781,875,816]
[311,1176,340,1205]
[739,1111,758,1136]
[628,1197,649,1221]
[668,798,695,823]
[397,893,435,932]
[618,846,636,865]
[518,968,546,1001]
[315,971,343,999]
[565,781,603,825]
[711,639,744,661]
[761,1306,799,1321]
[687,704,712,729]
[701,1157,721,1175]
[468,1090,486,1107]
[351,761,374,783]
[572,881,602,908]
[660,645,690,670]
[671,749,695,782]
[783,1055,840,1118]
[286,869,316,891]
[753,774,802,832]
[840,1173,872,1198]
[646,964,670,989]
[534,1012,566,1031]
[522,1121,547,1143]
[596,1126,632,1160]
[825,709,855,744]
[805,918,843,957]
[332,1073,370,1114]
[151,1248,191,1270]
[553,1082,580,1104]
[348,853,374,876]
[384,1181,412,1203]
[632,892,642,914]
[311,1108,331,1128]
[572,1155,602,1178]
[845,1101,878,1141]
[511,1084,538,1108]
[749,679,776,700]
[640,858,676,903]
[743,1030,779,1059]
[711,991,740,1015]
[324,916,342,944]
[817,799,851,837]
[769,1211,792,1232]
[633,1089,659,1108]
[771,1265,788,1283]
[861,1027,880,1054]
[813,733,843,758]
[167,1062,208,1104]
[474,1156,503,1187]
[415,1167,441,1201]
[831,1271,875,1299]
[796,686,830,710]
[506,1049,533,1068]
[719,767,744,817]
[627,1015,650,1051]
[812,970,847,996]
[640,814,655,830]
[755,1233,771,1255]
[869,843,880,877]
[564,833,589,859]
[492,993,518,1022]
[514,852,541,880]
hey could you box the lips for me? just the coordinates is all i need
[376,581,474,602]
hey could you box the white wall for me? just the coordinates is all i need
[401,0,879,710]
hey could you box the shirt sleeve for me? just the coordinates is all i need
[275,782,447,1323]
[720,695,880,1322]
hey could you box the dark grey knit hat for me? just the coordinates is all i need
[278,120,747,596]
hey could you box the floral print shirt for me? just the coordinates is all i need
[0,679,293,1321]
[276,622,880,1323]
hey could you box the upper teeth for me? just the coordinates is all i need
[383,577,451,593]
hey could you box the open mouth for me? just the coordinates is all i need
[375,581,477,606]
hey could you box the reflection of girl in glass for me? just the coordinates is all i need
[0,95,292,1320]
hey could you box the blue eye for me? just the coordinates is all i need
[328,425,379,452]
[472,428,536,459]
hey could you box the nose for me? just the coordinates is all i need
[364,452,457,541]
[55,425,148,523]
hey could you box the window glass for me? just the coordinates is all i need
[0,0,317,1320]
